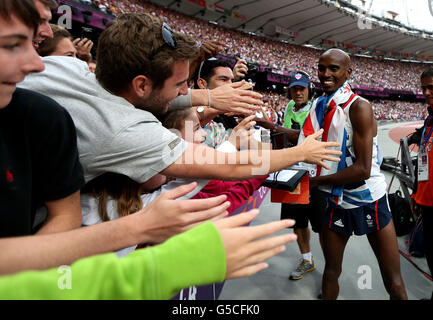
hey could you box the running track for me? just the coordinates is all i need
[388,121,423,152]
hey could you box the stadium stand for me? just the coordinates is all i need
[70,0,429,121]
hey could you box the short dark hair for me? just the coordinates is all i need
[96,13,199,95]
[0,0,41,34]
[37,0,58,9]
[193,59,232,88]
[421,68,433,81]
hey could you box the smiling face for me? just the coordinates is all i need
[289,85,309,107]
[318,49,352,93]
[140,59,190,117]
[33,0,53,49]
[50,37,77,57]
[207,66,234,89]
[0,14,45,109]
[179,110,206,144]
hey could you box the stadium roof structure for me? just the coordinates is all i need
[149,0,433,62]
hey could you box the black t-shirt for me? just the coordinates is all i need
[0,88,84,237]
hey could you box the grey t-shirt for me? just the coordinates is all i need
[19,56,188,183]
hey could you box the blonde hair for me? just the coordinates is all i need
[82,173,143,222]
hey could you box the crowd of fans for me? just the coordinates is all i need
[372,100,426,121]
[81,0,430,94]
[77,0,429,123]
[3,0,432,301]
[4,0,310,299]
[258,92,427,123]
[66,1,433,124]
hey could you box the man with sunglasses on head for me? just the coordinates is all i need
[20,13,341,190]
[0,1,299,288]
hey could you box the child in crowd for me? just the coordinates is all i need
[81,108,268,255]
[162,108,269,215]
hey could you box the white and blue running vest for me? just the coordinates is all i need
[332,98,387,209]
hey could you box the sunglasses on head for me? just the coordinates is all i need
[151,22,177,58]
[162,22,177,49]
[197,57,218,80]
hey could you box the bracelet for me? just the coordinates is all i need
[273,124,279,131]
[207,89,211,107]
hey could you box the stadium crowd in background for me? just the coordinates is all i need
[1,0,345,299]
[88,0,430,94]
[77,0,430,123]
[1,0,432,302]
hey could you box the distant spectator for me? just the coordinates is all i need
[88,59,97,73]
[38,24,94,64]
[94,0,430,94]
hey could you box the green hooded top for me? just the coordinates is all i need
[0,222,226,300]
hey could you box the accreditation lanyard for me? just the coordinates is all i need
[418,126,433,181]
[421,126,433,150]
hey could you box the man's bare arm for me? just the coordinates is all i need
[254,117,300,144]
[162,129,342,180]
[191,81,263,115]
[36,191,82,235]
[0,183,229,275]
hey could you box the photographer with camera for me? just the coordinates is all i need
[193,58,261,148]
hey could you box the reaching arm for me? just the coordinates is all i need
[189,40,225,82]
[0,210,296,300]
[232,59,248,81]
[254,117,300,144]
[193,106,224,127]
[36,191,82,235]
[191,81,263,115]
[194,176,268,214]
[0,221,226,300]
[309,98,375,188]
[0,183,230,275]
[161,129,342,180]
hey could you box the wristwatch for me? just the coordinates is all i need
[196,106,205,121]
